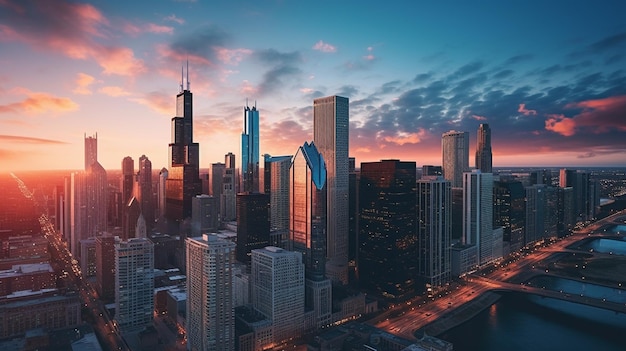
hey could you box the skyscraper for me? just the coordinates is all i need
[463,170,496,266]
[114,238,154,333]
[158,167,168,218]
[358,159,417,300]
[186,234,235,351]
[242,103,260,193]
[264,154,292,246]
[165,64,202,223]
[95,234,117,303]
[289,141,332,328]
[236,192,270,264]
[84,133,97,170]
[313,95,349,284]
[417,177,452,294]
[222,153,237,221]
[251,247,304,344]
[121,156,134,206]
[442,130,469,188]
[137,155,154,231]
[191,194,220,236]
[475,123,492,173]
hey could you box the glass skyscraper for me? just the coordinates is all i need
[242,103,260,193]
[313,95,349,284]
[475,123,493,173]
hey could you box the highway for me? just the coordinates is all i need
[369,209,626,340]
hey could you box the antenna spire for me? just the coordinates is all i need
[180,64,183,92]
[186,59,190,91]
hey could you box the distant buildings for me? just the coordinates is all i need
[314,95,350,285]
[137,155,154,232]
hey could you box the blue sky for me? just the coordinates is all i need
[1,0,625,171]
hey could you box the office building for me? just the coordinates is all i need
[165,64,202,223]
[242,103,260,193]
[463,170,497,266]
[114,238,154,333]
[186,234,235,351]
[191,194,220,236]
[417,176,452,294]
[121,156,134,207]
[289,141,332,328]
[422,165,443,177]
[96,234,117,302]
[358,160,417,301]
[222,153,237,221]
[251,247,304,344]
[263,154,291,247]
[475,123,493,173]
[84,133,97,170]
[236,193,270,264]
[158,167,168,218]
[494,179,526,253]
[137,155,154,231]
[313,95,349,284]
[442,130,469,188]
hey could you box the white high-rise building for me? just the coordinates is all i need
[417,177,452,292]
[186,234,235,351]
[442,130,469,188]
[252,247,304,344]
[114,238,154,333]
[313,95,349,284]
[463,170,495,266]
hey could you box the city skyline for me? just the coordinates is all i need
[1,0,626,171]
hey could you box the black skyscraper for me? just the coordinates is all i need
[165,64,202,223]
[475,123,492,173]
[236,192,270,264]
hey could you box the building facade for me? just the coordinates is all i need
[313,95,349,284]
[442,130,469,188]
[475,123,493,173]
[186,234,235,351]
[242,104,260,193]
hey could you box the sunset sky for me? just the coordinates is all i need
[1,0,625,172]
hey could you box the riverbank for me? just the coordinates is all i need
[417,291,501,337]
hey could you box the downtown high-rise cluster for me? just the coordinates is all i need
[39,72,601,351]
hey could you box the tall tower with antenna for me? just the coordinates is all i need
[166,61,202,224]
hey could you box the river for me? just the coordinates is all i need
[438,292,626,351]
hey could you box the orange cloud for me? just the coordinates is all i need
[0,88,78,114]
[545,114,576,136]
[73,73,96,95]
[381,129,427,145]
[0,135,68,144]
[567,95,626,110]
[518,103,537,115]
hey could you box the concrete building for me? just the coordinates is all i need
[442,130,469,188]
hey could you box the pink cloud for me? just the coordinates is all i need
[73,73,96,95]
[123,22,174,36]
[239,80,258,95]
[545,114,576,136]
[99,86,131,97]
[564,95,626,133]
[312,40,337,53]
[0,88,78,114]
[130,91,173,115]
[518,103,537,115]
[156,44,213,67]
[0,0,146,77]
[216,47,252,65]
[472,114,487,121]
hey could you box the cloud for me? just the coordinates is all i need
[99,86,131,97]
[253,49,303,95]
[588,31,626,52]
[545,114,576,136]
[130,91,173,115]
[165,25,230,66]
[164,14,185,25]
[216,47,252,65]
[382,129,427,146]
[0,135,68,144]
[312,40,336,53]
[518,103,537,115]
[0,0,146,77]
[73,73,96,95]
[564,95,626,133]
[503,54,534,65]
[472,115,487,121]
[123,22,174,35]
[0,88,78,114]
